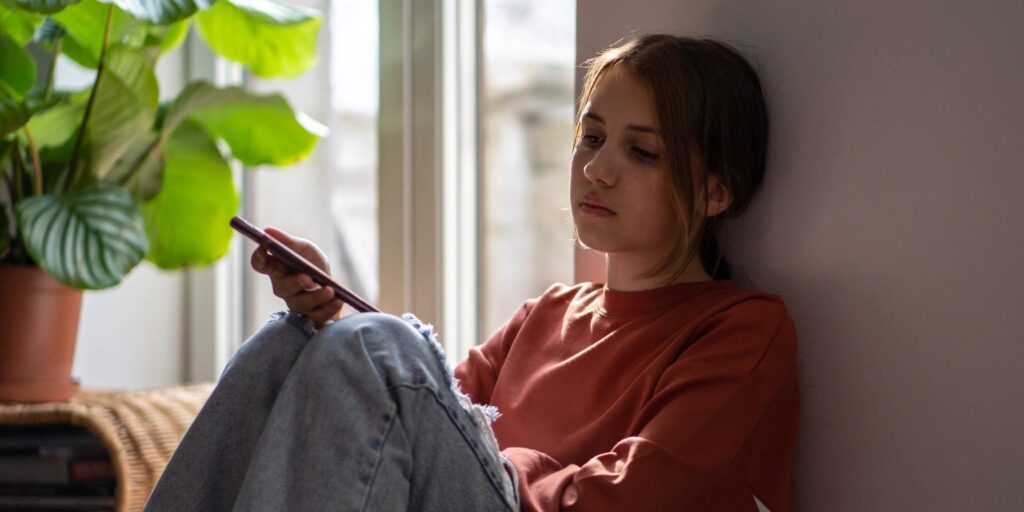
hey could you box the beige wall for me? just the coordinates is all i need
[577,1,1024,509]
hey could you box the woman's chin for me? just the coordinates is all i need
[574,232,616,253]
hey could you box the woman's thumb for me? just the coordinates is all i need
[265,226,299,248]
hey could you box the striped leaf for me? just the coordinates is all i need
[105,0,215,24]
[3,0,82,14]
[15,183,148,289]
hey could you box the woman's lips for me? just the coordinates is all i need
[579,196,616,217]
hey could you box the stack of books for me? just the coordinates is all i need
[0,424,116,511]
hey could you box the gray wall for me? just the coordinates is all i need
[578,1,1024,509]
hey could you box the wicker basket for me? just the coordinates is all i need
[0,383,214,511]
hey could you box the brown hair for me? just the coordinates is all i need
[575,34,769,282]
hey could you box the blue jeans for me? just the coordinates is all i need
[145,312,520,511]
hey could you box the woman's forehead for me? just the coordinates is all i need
[584,64,659,130]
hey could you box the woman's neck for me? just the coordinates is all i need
[604,251,711,291]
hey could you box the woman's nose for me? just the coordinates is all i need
[582,149,617,186]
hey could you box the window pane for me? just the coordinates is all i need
[244,0,379,333]
[480,0,577,338]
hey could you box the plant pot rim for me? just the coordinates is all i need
[0,263,82,291]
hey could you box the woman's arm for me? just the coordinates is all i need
[453,299,537,404]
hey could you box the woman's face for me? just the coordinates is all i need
[570,64,680,258]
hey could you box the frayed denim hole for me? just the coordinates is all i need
[273,310,317,339]
[400,313,454,389]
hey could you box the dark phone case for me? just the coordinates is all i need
[230,216,379,313]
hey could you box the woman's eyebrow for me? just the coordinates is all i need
[583,111,659,134]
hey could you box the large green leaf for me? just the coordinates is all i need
[50,0,194,68]
[141,121,237,269]
[161,81,325,166]
[26,98,85,148]
[51,0,138,64]
[57,32,99,68]
[15,182,148,289]
[104,131,162,200]
[86,46,159,179]
[0,96,56,137]
[0,7,45,45]
[0,33,36,96]
[195,0,320,78]
[3,0,81,14]
[155,18,189,53]
[0,98,31,136]
[104,0,215,24]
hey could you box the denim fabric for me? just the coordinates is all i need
[144,312,519,512]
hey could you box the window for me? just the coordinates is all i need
[218,0,576,371]
[243,0,380,336]
[478,0,576,340]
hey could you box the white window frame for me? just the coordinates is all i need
[183,33,246,382]
[379,0,481,366]
[442,0,482,364]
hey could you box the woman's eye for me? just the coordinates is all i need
[633,146,660,161]
[579,134,602,146]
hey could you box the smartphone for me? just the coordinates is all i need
[230,216,379,313]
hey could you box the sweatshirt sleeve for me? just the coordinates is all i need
[502,297,799,511]
[453,298,536,405]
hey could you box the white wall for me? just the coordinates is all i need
[70,45,190,389]
[73,264,185,388]
[578,1,1024,509]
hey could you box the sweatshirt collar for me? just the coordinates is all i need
[595,279,737,316]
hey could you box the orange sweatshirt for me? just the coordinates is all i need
[453,279,799,511]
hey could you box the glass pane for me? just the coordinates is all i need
[244,0,379,334]
[479,0,577,338]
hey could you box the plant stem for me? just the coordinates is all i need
[66,5,114,192]
[22,127,43,196]
[44,33,63,101]
[10,146,25,204]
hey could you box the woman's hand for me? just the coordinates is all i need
[250,227,344,329]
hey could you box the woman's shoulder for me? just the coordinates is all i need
[686,283,798,356]
[703,283,793,321]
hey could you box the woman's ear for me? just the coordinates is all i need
[704,175,733,217]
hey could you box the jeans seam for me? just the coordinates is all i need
[359,407,399,512]
[387,382,513,509]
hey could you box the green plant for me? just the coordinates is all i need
[0,0,325,289]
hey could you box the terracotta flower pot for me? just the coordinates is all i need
[0,264,83,402]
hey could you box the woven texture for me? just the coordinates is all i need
[0,383,214,512]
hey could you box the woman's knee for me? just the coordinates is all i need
[221,311,313,380]
[311,313,451,389]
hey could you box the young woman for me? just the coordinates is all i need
[146,34,798,512]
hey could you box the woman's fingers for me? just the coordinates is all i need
[265,226,331,274]
[306,299,344,328]
[249,227,339,321]
[273,273,321,300]
[283,286,336,314]
[251,247,293,278]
